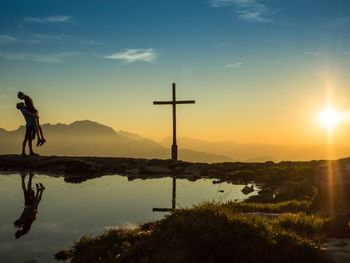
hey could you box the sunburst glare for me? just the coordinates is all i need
[319,107,340,131]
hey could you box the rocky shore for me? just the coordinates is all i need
[0,154,320,184]
[2,154,350,205]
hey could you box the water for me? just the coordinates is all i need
[0,173,256,263]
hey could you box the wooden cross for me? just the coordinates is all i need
[153,83,195,161]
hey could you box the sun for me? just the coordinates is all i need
[319,107,340,130]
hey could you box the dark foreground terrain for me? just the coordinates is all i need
[2,154,350,262]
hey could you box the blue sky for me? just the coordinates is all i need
[1,0,350,144]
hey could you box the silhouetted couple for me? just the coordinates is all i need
[14,172,45,239]
[16,92,46,156]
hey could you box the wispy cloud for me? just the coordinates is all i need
[25,15,71,24]
[0,51,79,63]
[0,35,17,44]
[224,62,242,68]
[32,34,65,40]
[209,0,274,22]
[31,34,102,45]
[105,49,157,63]
[305,51,325,57]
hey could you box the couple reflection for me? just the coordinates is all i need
[14,172,45,239]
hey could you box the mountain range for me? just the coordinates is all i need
[0,120,232,163]
[1,120,349,162]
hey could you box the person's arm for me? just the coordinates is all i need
[20,108,36,117]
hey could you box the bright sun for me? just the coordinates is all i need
[319,107,340,130]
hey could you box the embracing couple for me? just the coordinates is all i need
[16,92,46,156]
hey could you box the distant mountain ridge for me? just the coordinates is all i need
[0,120,232,163]
[3,120,349,162]
[160,136,350,161]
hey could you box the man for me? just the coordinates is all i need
[17,92,46,146]
[16,102,38,156]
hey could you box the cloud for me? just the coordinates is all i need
[209,0,274,22]
[25,15,71,23]
[0,34,17,44]
[305,51,325,57]
[224,62,242,68]
[32,34,65,40]
[237,10,271,22]
[0,51,79,63]
[105,49,156,63]
[31,34,102,45]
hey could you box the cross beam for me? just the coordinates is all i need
[153,83,195,161]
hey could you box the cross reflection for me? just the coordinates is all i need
[153,177,177,212]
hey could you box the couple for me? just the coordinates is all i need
[16,92,46,156]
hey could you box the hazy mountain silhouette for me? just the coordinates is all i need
[160,136,350,161]
[0,120,232,163]
[3,121,349,162]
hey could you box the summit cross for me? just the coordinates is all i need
[153,83,195,161]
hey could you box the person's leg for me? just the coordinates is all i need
[28,138,35,155]
[28,128,38,155]
[28,173,34,188]
[22,139,27,156]
[35,116,43,146]
[36,116,46,146]
[22,127,31,156]
[21,173,26,192]
[35,189,44,209]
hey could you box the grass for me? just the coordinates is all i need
[56,202,331,263]
[225,199,314,213]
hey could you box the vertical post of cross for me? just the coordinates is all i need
[172,83,178,161]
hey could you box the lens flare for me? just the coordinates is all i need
[319,107,339,130]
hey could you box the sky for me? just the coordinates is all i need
[1,0,350,146]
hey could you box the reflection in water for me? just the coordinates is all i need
[153,178,257,212]
[153,177,177,212]
[14,172,45,239]
[0,174,256,262]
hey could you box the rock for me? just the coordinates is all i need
[125,168,140,175]
[144,166,171,174]
[276,179,315,200]
[225,170,255,181]
[276,181,298,199]
[241,185,254,195]
[64,160,96,174]
[248,193,274,203]
[184,165,201,176]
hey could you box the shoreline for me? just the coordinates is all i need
[0,154,322,183]
[0,154,326,202]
